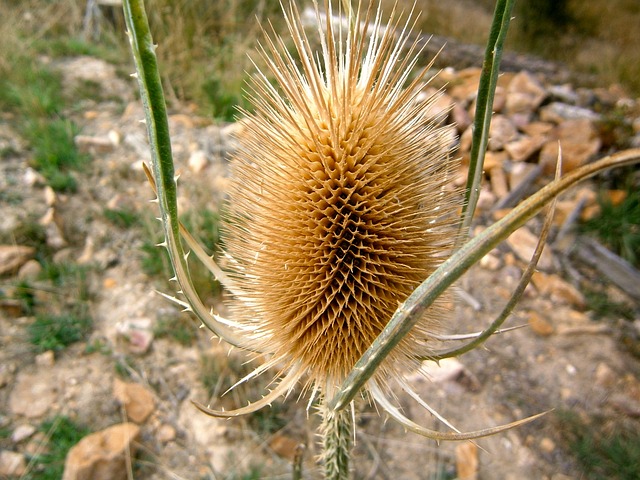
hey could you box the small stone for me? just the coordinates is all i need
[539,102,600,123]
[540,437,556,453]
[488,115,518,150]
[531,272,586,309]
[489,166,508,198]
[483,150,508,171]
[455,442,478,480]
[521,121,555,137]
[595,362,617,388]
[449,67,482,102]
[188,150,208,173]
[116,318,154,354]
[452,102,472,132]
[0,299,23,317]
[62,423,140,480]
[506,71,547,115]
[504,134,547,162]
[39,208,67,250]
[9,371,58,418]
[11,424,36,443]
[269,433,302,461]
[480,252,502,271]
[113,378,156,424]
[17,259,42,280]
[505,227,555,271]
[44,186,57,206]
[508,162,538,191]
[156,424,176,443]
[528,311,554,336]
[0,450,26,477]
[0,245,35,276]
[75,135,116,154]
[35,350,55,367]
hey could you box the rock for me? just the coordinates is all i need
[113,378,155,424]
[75,135,116,154]
[269,433,303,461]
[11,424,36,443]
[44,185,57,206]
[489,165,508,198]
[116,318,154,355]
[528,311,555,336]
[0,245,35,276]
[35,350,55,367]
[539,437,556,453]
[504,134,547,162]
[455,442,478,480]
[17,259,42,280]
[39,208,67,250]
[506,71,547,115]
[539,102,600,123]
[488,115,518,150]
[0,299,23,317]
[480,252,502,271]
[531,272,586,309]
[483,150,508,171]
[594,362,617,388]
[9,371,58,418]
[449,67,482,102]
[505,227,555,271]
[507,162,538,191]
[0,450,26,477]
[188,149,209,173]
[452,102,472,132]
[156,424,176,443]
[62,423,140,480]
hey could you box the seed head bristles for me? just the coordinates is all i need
[218,0,461,405]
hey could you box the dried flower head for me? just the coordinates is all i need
[217,0,460,402]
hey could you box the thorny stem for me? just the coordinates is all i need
[320,402,353,480]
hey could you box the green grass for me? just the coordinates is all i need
[22,416,90,480]
[104,207,140,229]
[28,313,93,352]
[154,314,197,346]
[584,288,635,321]
[581,184,640,267]
[21,262,94,352]
[24,118,89,192]
[556,410,640,480]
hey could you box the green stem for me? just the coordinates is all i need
[458,0,515,241]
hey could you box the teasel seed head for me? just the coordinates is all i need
[223,0,461,399]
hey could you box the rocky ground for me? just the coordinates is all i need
[1,50,640,480]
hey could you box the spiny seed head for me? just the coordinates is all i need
[223,1,461,396]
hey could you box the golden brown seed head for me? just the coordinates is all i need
[223,1,461,395]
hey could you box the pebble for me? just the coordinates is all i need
[35,350,55,367]
[528,311,555,336]
[11,424,36,443]
[113,378,156,424]
[157,424,176,443]
[8,371,58,418]
[539,437,556,453]
[505,227,555,271]
[0,450,26,477]
[0,245,35,276]
[62,423,140,480]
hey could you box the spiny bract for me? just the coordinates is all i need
[222,0,460,399]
